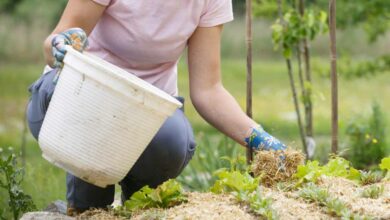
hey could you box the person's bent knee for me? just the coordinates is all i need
[26,69,58,140]
[125,108,196,189]
[26,100,41,140]
[149,109,196,177]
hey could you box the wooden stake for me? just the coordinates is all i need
[246,0,253,164]
[329,0,338,153]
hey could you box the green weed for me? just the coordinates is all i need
[210,158,278,220]
[113,179,187,218]
[118,179,187,213]
[361,185,384,199]
[359,171,383,185]
[345,103,388,169]
[298,183,369,219]
[294,157,361,185]
[0,147,36,220]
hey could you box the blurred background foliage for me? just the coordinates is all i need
[0,0,389,214]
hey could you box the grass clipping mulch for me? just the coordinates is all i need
[76,192,256,220]
[251,148,305,186]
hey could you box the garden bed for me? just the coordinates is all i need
[20,153,389,220]
[76,178,390,219]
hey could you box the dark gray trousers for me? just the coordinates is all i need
[27,68,196,209]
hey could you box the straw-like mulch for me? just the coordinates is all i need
[75,148,390,220]
[320,177,390,219]
[76,179,390,220]
[251,148,305,186]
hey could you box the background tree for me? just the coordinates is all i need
[254,0,328,158]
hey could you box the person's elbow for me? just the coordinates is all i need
[190,82,223,111]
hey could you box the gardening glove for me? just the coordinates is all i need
[51,28,88,81]
[245,125,287,170]
[244,125,287,151]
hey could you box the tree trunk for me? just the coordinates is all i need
[296,46,305,101]
[329,0,338,153]
[245,0,253,164]
[286,59,308,156]
[299,0,315,159]
[302,40,313,138]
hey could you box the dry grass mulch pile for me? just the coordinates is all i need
[251,148,305,186]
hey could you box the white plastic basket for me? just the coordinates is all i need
[38,46,182,187]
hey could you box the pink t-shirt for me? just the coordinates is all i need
[88,0,233,95]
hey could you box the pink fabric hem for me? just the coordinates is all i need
[91,0,111,6]
[198,15,234,27]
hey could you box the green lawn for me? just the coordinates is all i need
[0,59,389,210]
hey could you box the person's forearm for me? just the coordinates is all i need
[44,34,56,67]
[191,83,258,146]
[42,0,107,67]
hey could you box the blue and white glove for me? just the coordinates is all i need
[51,27,88,68]
[244,125,287,151]
[245,125,287,170]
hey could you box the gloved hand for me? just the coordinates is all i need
[51,27,88,68]
[245,125,287,170]
[244,125,287,151]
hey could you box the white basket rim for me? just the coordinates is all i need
[64,45,182,108]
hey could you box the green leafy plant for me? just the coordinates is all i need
[0,147,36,220]
[323,198,348,217]
[271,9,328,59]
[212,172,276,218]
[220,155,248,173]
[122,179,187,211]
[359,171,383,185]
[379,157,390,180]
[298,183,369,218]
[294,157,361,185]
[210,163,278,220]
[177,136,244,191]
[246,189,277,220]
[345,103,388,169]
[298,183,329,204]
[361,185,384,199]
[338,55,390,79]
[210,170,259,197]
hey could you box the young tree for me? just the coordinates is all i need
[255,0,327,158]
[298,0,315,158]
[274,0,308,158]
